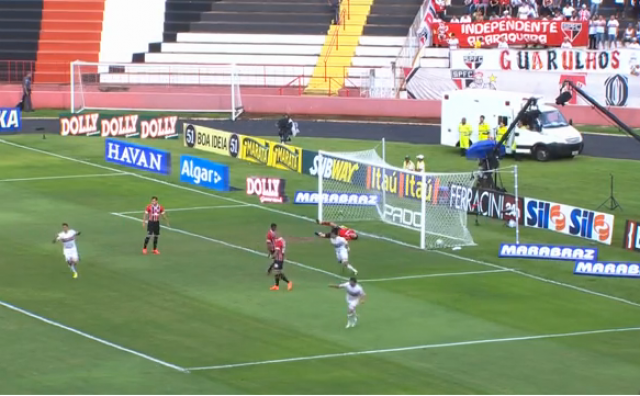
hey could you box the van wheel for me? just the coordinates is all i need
[533,146,550,162]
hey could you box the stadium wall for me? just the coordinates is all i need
[98,0,166,63]
[2,84,640,126]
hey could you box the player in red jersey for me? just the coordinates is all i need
[267,236,293,291]
[314,219,358,240]
[266,223,277,258]
[142,196,170,255]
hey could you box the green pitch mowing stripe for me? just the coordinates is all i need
[0,300,188,372]
[187,326,640,371]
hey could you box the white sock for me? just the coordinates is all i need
[346,264,357,273]
[347,313,356,325]
[70,264,77,274]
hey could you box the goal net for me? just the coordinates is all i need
[70,61,244,120]
[316,149,478,250]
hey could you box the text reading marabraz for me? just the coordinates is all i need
[499,243,598,261]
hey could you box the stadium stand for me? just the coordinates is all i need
[118,0,448,95]
[36,0,105,83]
[0,0,43,83]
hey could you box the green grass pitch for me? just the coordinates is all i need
[1,134,640,394]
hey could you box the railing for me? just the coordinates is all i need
[279,75,361,97]
[0,59,381,97]
[0,60,36,84]
[323,9,348,82]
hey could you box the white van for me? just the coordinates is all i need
[440,90,584,161]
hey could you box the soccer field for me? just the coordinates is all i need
[1,134,640,394]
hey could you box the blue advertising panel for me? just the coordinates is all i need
[498,243,598,261]
[574,261,640,278]
[180,155,230,192]
[104,138,171,175]
[0,108,22,132]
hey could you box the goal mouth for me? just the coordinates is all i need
[70,61,244,120]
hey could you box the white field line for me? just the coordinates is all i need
[0,173,125,183]
[186,326,640,371]
[117,204,249,215]
[361,269,510,283]
[2,138,639,309]
[111,213,347,281]
[0,299,188,373]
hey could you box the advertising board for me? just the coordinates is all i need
[61,113,178,138]
[104,138,171,175]
[524,198,614,245]
[179,155,230,192]
[0,108,22,132]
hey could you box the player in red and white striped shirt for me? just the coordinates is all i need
[267,237,293,291]
[266,223,277,258]
[142,196,169,255]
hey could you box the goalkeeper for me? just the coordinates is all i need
[314,220,359,240]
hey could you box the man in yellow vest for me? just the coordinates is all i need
[496,119,508,145]
[459,117,472,156]
[478,115,491,141]
[403,155,415,171]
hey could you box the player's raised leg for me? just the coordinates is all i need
[65,252,79,279]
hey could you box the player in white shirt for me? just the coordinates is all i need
[329,228,358,275]
[330,277,366,328]
[52,223,81,279]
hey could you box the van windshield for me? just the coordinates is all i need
[539,111,569,128]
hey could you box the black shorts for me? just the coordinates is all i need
[147,221,160,235]
[272,260,284,271]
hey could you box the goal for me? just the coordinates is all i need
[316,149,480,250]
[70,61,244,120]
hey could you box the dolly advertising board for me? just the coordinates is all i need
[60,113,179,139]
[524,198,615,245]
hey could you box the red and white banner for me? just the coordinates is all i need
[432,20,588,48]
[450,48,637,73]
[405,68,640,107]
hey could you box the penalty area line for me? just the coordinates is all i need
[0,299,189,373]
[116,204,250,215]
[111,212,347,281]
[361,269,511,283]
[186,326,640,371]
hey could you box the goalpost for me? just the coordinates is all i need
[316,149,520,250]
[69,61,244,120]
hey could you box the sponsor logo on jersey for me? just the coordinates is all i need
[499,243,597,261]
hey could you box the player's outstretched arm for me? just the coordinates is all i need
[328,284,342,289]
[52,235,58,244]
[162,212,170,227]
[314,231,330,238]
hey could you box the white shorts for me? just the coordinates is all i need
[63,248,79,263]
[347,299,360,311]
[336,249,349,263]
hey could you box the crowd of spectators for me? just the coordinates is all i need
[436,0,640,48]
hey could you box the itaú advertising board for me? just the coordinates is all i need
[524,198,615,245]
